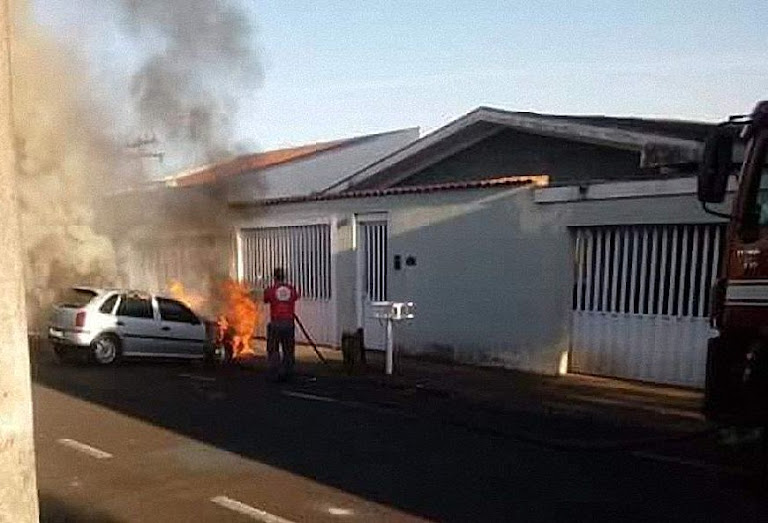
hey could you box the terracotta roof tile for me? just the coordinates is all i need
[165,139,349,187]
[247,175,549,206]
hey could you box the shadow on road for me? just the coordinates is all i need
[39,492,122,523]
[30,339,768,523]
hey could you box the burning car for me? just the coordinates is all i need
[48,286,221,365]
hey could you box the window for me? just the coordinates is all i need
[117,295,154,319]
[99,294,119,314]
[57,288,98,309]
[742,132,768,234]
[157,298,200,324]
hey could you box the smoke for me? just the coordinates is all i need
[13,4,126,327]
[119,0,263,166]
[15,0,263,327]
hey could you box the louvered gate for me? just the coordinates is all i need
[239,224,335,345]
[570,223,725,387]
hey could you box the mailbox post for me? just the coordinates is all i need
[371,301,415,375]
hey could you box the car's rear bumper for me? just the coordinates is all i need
[47,327,94,348]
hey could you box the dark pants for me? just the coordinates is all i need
[267,321,295,380]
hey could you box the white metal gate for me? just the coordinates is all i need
[357,219,388,351]
[239,224,335,345]
[570,223,724,387]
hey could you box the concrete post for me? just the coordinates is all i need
[385,318,393,375]
[0,0,40,520]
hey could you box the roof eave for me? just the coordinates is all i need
[324,107,705,193]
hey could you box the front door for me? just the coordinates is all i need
[356,217,388,351]
[115,293,160,355]
[156,297,206,357]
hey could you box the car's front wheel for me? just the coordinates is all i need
[90,335,121,366]
[203,342,232,368]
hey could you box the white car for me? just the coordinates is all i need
[48,287,214,365]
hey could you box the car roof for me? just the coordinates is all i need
[70,286,191,303]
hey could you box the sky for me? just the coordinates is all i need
[32,0,768,153]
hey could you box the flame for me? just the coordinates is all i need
[167,279,208,312]
[216,279,259,360]
[166,278,259,360]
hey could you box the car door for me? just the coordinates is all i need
[115,293,161,355]
[156,297,206,357]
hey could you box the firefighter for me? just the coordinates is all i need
[263,267,300,381]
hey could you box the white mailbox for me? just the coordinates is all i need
[370,301,415,375]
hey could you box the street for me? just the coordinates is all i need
[32,347,768,522]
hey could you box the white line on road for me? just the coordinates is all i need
[178,373,216,382]
[282,391,339,403]
[57,438,113,460]
[211,496,295,523]
[328,507,355,516]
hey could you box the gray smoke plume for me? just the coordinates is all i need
[16,0,263,328]
[119,0,263,165]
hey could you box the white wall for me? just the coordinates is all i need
[233,177,731,376]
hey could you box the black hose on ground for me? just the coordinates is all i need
[294,313,328,365]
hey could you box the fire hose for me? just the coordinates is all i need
[294,313,328,365]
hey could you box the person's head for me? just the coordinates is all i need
[273,267,285,282]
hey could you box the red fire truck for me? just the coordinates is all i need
[698,100,768,425]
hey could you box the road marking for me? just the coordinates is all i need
[57,438,113,459]
[178,373,216,382]
[328,507,355,516]
[282,391,339,403]
[210,496,295,523]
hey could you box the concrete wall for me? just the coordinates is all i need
[233,177,732,375]
[109,173,731,375]
[234,186,571,374]
[398,129,641,186]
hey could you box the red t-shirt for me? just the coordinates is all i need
[263,283,300,321]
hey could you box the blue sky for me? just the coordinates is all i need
[33,1,768,152]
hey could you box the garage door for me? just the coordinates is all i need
[570,223,725,387]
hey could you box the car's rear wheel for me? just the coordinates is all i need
[90,335,121,366]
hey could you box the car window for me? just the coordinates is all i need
[99,294,119,314]
[157,298,199,324]
[57,288,98,309]
[117,295,154,319]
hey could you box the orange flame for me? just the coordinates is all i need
[216,279,259,359]
[167,278,260,360]
[167,280,208,312]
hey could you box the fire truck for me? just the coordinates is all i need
[698,100,768,425]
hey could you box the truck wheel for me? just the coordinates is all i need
[90,335,121,366]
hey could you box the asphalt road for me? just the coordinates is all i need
[31,347,768,522]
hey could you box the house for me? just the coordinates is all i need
[107,107,726,387]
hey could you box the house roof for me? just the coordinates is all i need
[164,129,417,188]
[234,175,549,207]
[163,139,349,188]
[323,107,713,193]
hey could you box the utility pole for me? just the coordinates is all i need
[0,0,40,520]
